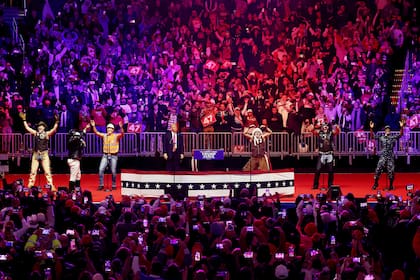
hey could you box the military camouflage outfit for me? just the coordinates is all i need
[372,132,401,188]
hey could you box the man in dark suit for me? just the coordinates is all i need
[163,123,184,172]
[58,104,75,132]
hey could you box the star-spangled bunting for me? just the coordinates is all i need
[122,180,294,191]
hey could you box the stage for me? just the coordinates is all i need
[2,171,419,203]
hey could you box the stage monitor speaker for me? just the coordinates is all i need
[327,185,342,201]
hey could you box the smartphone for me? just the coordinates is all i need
[83,196,88,204]
[105,260,111,272]
[44,268,51,278]
[70,239,76,251]
[275,252,284,259]
[194,252,201,262]
[330,235,336,245]
[42,229,50,235]
[310,249,318,257]
[246,226,253,232]
[0,255,7,261]
[243,251,253,259]
[143,219,148,228]
[170,239,178,245]
[92,230,100,236]
[159,217,166,223]
[288,246,295,257]
[138,235,143,244]
[360,202,368,208]
[72,193,77,201]
[66,229,75,236]
[46,252,54,259]
[5,241,13,247]
[35,250,43,257]
[353,257,361,263]
[216,243,224,249]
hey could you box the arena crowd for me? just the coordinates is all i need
[0,0,419,279]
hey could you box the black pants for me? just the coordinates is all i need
[313,155,334,188]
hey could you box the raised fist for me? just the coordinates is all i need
[19,112,26,121]
[399,119,406,127]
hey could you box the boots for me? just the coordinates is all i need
[371,177,379,190]
[75,180,81,192]
[384,178,395,191]
[69,181,75,192]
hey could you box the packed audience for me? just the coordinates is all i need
[0,0,419,279]
[0,0,418,139]
[0,175,420,280]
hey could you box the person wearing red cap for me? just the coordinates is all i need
[370,120,405,190]
[20,111,59,191]
[90,120,124,191]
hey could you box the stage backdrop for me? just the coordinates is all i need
[121,169,295,198]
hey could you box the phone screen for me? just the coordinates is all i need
[70,239,76,251]
[105,260,111,272]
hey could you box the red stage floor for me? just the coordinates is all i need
[2,172,419,203]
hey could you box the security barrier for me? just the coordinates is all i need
[0,131,418,164]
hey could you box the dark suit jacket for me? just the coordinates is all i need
[163,131,184,159]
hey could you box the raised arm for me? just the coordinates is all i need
[46,114,59,137]
[243,128,252,141]
[262,126,272,139]
[369,121,375,138]
[90,120,104,138]
[117,121,124,140]
[20,112,37,135]
[399,119,406,137]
